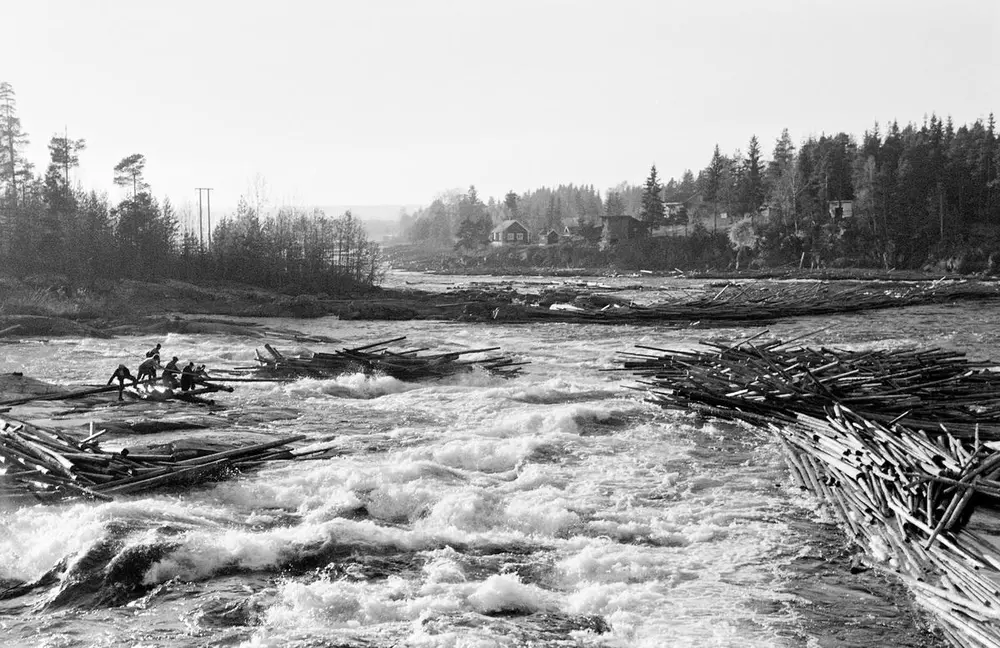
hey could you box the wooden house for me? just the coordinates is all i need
[601,214,646,245]
[490,220,530,245]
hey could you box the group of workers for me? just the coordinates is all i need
[106,342,211,400]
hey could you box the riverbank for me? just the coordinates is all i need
[1,271,998,338]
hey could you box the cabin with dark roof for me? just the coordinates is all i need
[601,214,646,245]
[490,220,530,245]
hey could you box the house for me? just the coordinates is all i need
[542,229,560,245]
[829,200,854,220]
[601,214,646,245]
[490,220,530,245]
[663,202,688,223]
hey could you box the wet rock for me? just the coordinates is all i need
[42,519,180,610]
[193,595,268,628]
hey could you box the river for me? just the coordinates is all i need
[2,273,990,647]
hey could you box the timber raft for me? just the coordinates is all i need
[619,337,1000,648]
[251,336,527,380]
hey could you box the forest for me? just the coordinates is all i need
[0,82,384,293]
[2,75,998,286]
[401,116,1000,273]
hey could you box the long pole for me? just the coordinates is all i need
[197,188,204,250]
[196,188,213,251]
[207,188,212,249]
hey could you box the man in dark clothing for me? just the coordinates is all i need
[180,361,196,391]
[145,343,162,358]
[194,365,211,386]
[107,364,137,401]
[136,355,161,382]
[163,356,180,387]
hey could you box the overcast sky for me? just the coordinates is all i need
[3,0,998,214]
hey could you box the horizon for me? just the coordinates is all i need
[2,0,997,216]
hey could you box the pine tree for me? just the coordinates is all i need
[503,190,519,219]
[702,145,727,232]
[0,82,29,207]
[639,164,665,223]
[741,136,766,214]
[113,153,149,197]
[605,191,626,217]
[49,134,86,188]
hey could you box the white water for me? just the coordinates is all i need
[2,276,988,647]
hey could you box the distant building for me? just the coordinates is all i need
[601,214,646,245]
[664,202,687,220]
[490,220,530,245]
[542,229,561,245]
[829,200,854,219]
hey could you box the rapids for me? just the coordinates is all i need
[2,274,988,647]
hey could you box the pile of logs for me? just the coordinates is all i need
[0,415,305,504]
[619,338,1000,648]
[465,279,1000,325]
[252,337,527,380]
[619,334,1000,438]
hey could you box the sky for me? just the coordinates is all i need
[3,0,998,219]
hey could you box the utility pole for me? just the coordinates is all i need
[196,188,204,250]
[207,188,213,248]
[196,187,213,250]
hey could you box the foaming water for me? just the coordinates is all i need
[0,289,975,646]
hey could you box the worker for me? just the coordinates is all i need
[136,355,161,382]
[106,364,136,401]
[194,364,211,385]
[162,356,180,387]
[180,361,196,391]
[145,343,162,358]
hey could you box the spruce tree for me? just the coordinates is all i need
[639,164,664,223]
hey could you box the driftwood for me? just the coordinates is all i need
[620,337,1000,648]
[0,415,305,504]
[253,336,526,380]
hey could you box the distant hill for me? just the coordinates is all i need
[313,204,422,241]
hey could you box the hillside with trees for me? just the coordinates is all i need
[0,81,383,295]
[400,115,999,274]
[2,78,997,285]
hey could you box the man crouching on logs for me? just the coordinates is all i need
[107,364,137,401]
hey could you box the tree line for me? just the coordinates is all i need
[402,114,999,272]
[0,81,383,292]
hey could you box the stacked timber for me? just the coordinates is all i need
[253,337,527,380]
[619,339,1000,648]
[0,415,305,504]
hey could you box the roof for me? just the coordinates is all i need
[491,219,528,234]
